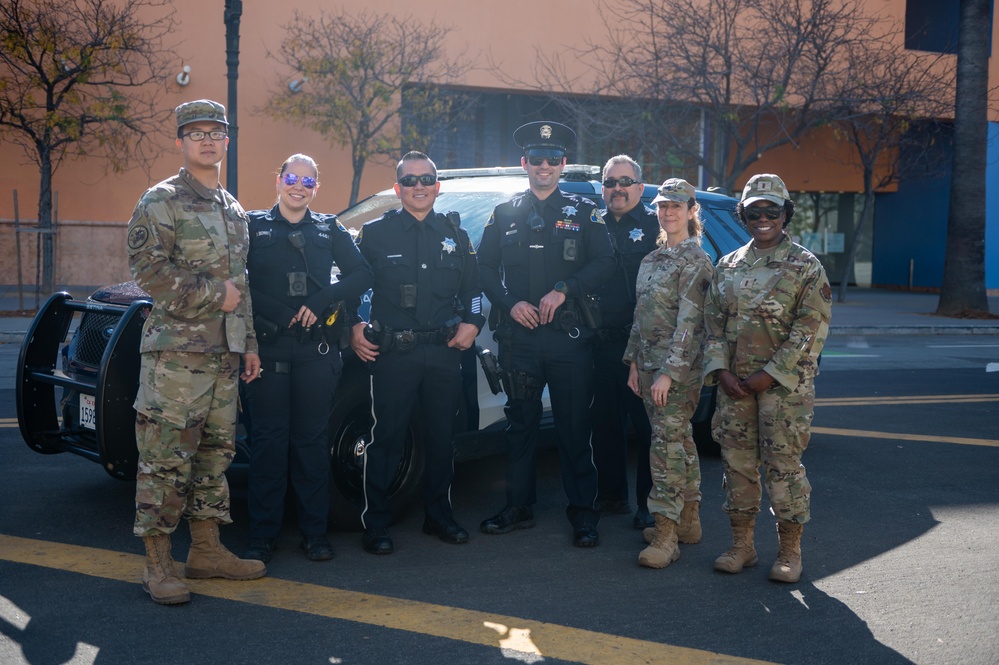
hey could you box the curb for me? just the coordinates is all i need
[830,326,999,336]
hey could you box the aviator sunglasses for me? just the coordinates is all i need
[602,176,642,188]
[283,173,317,189]
[527,155,564,167]
[743,206,783,222]
[397,174,438,187]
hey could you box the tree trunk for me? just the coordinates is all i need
[37,144,55,296]
[837,169,875,303]
[937,0,990,316]
[349,154,365,208]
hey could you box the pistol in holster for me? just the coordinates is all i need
[475,345,503,395]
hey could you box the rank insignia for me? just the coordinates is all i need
[555,220,581,232]
[562,205,578,218]
[442,237,457,254]
[629,228,645,242]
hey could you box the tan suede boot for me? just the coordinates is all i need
[713,514,758,573]
[142,534,191,605]
[769,521,803,583]
[185,519,267,580]
[637,514,681,569]
[643,501,702,544]
[677,500,702,544]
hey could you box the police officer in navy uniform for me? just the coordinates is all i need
[592,155,660,529]
[244,154,372,563]
[476,121,616,547]
[350,151,485,555]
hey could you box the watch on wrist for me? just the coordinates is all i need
[554,281,569,295]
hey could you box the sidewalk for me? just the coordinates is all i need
[1,284,998,344]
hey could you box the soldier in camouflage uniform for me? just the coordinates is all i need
[702,174,831,584]
[126,99,266,605]
[624,179,714,569]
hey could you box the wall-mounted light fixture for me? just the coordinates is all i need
[176,65,191,86]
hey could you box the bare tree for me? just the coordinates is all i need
[265,9,473,206]
[829,34,955,302]
[0,0,178,295]
[535,0,883,192]
[938,0,992,316]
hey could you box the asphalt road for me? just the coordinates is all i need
[1,334,997,665]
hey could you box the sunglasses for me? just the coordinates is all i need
[282,173,317,189]
[744,206,783,222]
[397,174,438,187]
[602,176,641,188]
[527,156,564,167]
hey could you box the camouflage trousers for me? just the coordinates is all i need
[132,350,239,537]
[637,370,702,523]
[712,376,814,523]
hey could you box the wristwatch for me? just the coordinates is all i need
[554,281,569,295]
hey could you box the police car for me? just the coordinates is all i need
[15,165,747,529]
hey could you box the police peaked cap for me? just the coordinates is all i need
[514,121,576,156]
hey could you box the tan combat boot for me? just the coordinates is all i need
[141,534,191,605]
[637,514,681,569]
[769,520,803,583]
[643,500,702,544]
[713,514,758,573]
[185,519,267,580]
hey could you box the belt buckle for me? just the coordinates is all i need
[395,330,415,353]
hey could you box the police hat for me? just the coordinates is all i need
[513,121,576,157]
[175,99,228,131]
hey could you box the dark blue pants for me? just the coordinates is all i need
[502,325,599,528]
[362,343,462,530]
[246,336,341,540]
[591,336,653,509]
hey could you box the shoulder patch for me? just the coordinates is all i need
[821,283,832,302]
[590,208,605,225]
[354,226,365,245]
[485,211,495,226]
[128,225,149,250]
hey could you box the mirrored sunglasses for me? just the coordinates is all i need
[397,174,438,187]
[283,173,317,189]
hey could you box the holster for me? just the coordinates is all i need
[253,314,283,345]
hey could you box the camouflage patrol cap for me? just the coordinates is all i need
[513,121,576,157]
[652,178,696,204]
[175,99,228,130]
[741,173,789,206]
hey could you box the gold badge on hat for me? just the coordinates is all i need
[540,125,552,139]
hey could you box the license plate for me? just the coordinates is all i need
[80,394,96,430]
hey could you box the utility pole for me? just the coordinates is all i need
[224,0,242,197]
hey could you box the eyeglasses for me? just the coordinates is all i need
[602,176,642,188]
[282,173,317,189]
[527,156,564,167]
[743,206,784,222]
[397,174,437,187]
[183,130,227,142]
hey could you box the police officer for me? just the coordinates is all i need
[477,121,615,548]
[126,99,264,605]
[591,155,659,529]
[243,154,372,564]
[703,173,831,583]
[350,151,485,555]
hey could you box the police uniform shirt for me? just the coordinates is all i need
[246,206,372,329]
[355,208,485,331]
[477,189,615,312]
[597,204,660,329]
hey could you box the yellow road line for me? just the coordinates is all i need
[0,534,775,665]
[813,427,999,447]
[816,394,999,407]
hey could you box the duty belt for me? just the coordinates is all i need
[392,329,450,353]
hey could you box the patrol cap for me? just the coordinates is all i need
[652,178,696,204]
[513,121,576,157]
[741,173,789,206]
[175,99,228,131]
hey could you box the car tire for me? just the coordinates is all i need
[327,365,425,531]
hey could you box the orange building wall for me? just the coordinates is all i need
[0,0,995,286]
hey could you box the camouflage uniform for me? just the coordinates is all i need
[703,237,831,523]
[127,167,256,537]
[624,238,714,523]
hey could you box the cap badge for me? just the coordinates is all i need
[540,125,552,139]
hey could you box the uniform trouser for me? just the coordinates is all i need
[712,377,814,523]
[133,350,239,537]
[246,335,342,540]
[591,337,652,508]
[637,370,702,523]
[502,325,599,529]
[362,343,462,530]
